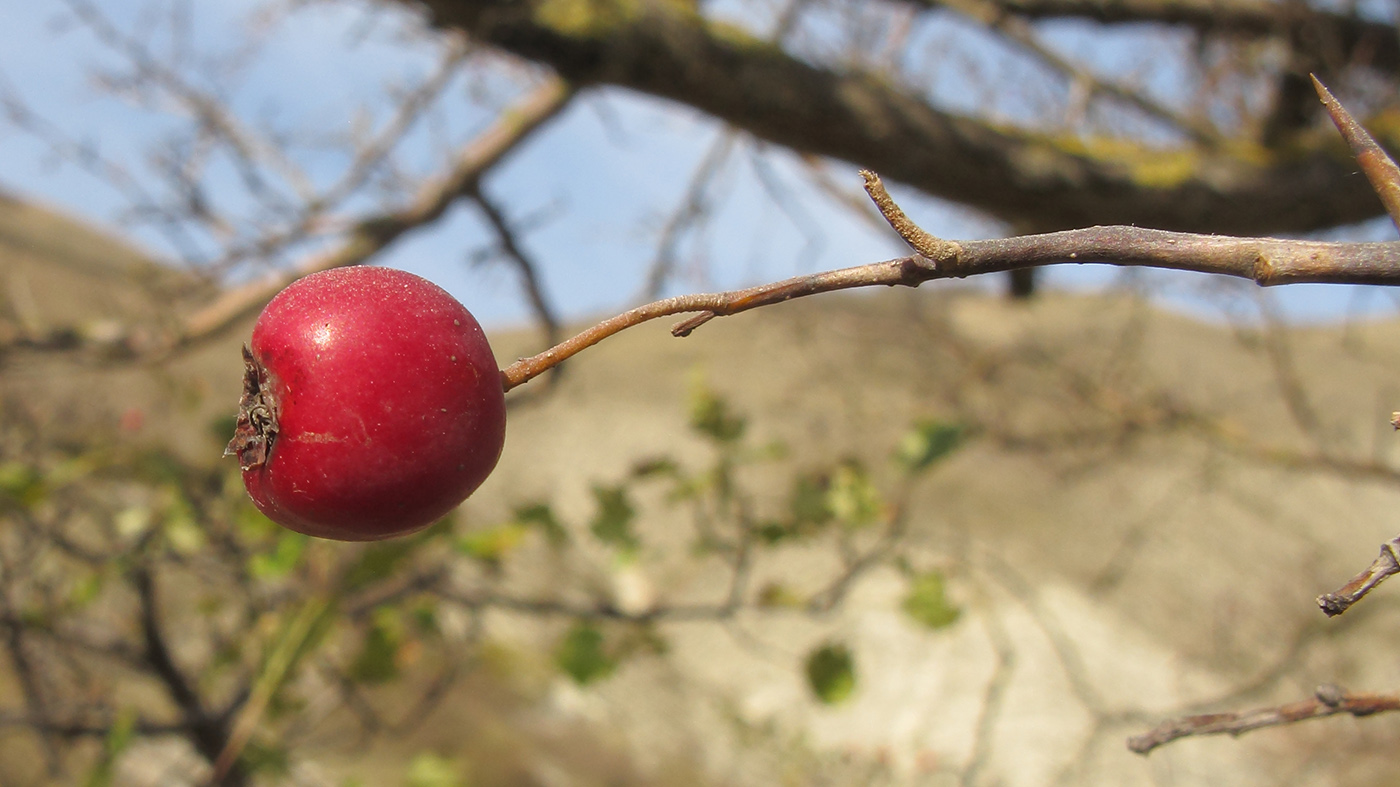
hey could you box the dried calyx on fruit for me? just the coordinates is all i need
[228,345,278,469]
[226,266,506,541]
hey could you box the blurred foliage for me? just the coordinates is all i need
[0,376,968,780]
[896,422,967,474]
[688,371,746,443]
[805,642,857,705]
[556,622,619,685]
[80,708,135,787]
[589,484,640,553]
[827,460,882,529]
[902,570,962,630]
[500,379,970,695]
[405,752,468,787]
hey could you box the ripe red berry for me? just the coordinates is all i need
[226,266,506,541]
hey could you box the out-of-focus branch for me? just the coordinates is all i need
[64,0,317,205]
[413,0,1393,235]
[467,186,562,347]
[442,590,743,622]
[642,131,738,299]
[937,0,1220,144]
[317,40,473,212]
[0,71,206,261]
[176,77,574,348]
[1129,684,1400,754]
[133,565,248,787]
[0,712,191,738]
[910,0,1400,72]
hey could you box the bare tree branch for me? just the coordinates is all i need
[500,175,1400,390]
[937,0,1220,144]
[64,0,317,205]
[132,565,248,787]
[411,0,1394,235]
[916,0,1400,74]
[176,76,574,348]
[0,712,192,738]
[1129,684,1400,754]
[642,131,738,299]
[467,186,562,347]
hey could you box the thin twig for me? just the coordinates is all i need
[500,173,1400,391]
[1317,534,1400,617]
[442,590,743,622]
[499,254,938,390]
[860,171,962,264]
[175,77,574,348]
[468,186,562,348]
[642,130,738,299]
[133,566,247,787]
[941,0,1221,145]
[1129,684,1400,754]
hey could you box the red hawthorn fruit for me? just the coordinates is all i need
[226,266,506,541]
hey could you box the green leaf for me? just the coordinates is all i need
[789,474,833,529]
[514,502,568,545]
[249,531,308,579]
[456,523,529,566]
[631,456,680,479]
[688,379,745,443]
[556,622,617,685]
[409,600,439,634]
[47,456,95,487]
[826,461,881,529]
[756,520,792,544]
[114,506,152,540]
[805,642,856,705]
[0,461,46,509]
[81,707,136,787]
[160,489,204,555]
[241,741,291,777]
[68,571,104,609]
[896,421,965,473]
[104,708,137,757]
[406,753,466,787]
[902,571,962,630]
[589,485,638,551]
[349,607,404,684]
[340,539,418,592]
[757,582,803,608]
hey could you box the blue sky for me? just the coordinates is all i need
[1,0,1396,334]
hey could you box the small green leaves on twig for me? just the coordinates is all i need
[1312,76,1400,234]
[860,170,962,270]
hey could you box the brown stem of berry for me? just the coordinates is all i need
[498,253,937,391]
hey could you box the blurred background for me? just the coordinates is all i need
[5,0,1400,784]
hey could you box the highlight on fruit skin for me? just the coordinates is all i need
[227,265,507,541]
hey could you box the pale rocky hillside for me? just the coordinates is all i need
[5,193,1400,786]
